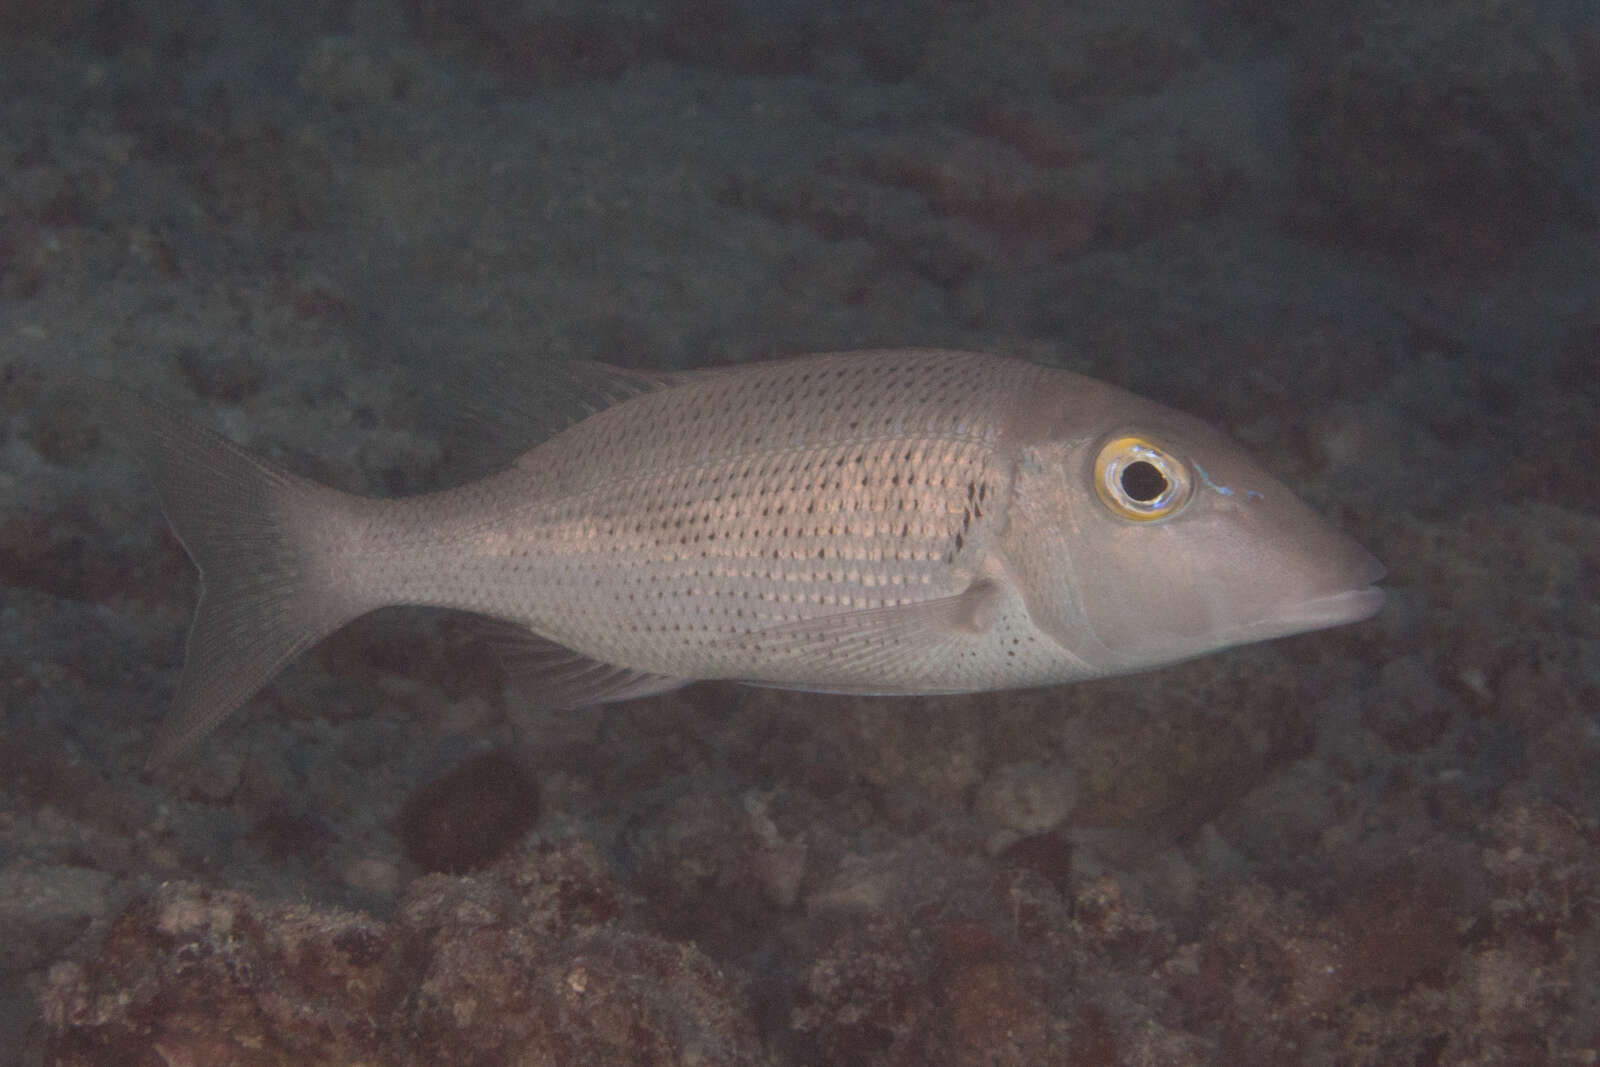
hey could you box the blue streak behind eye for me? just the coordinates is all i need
[1194,462,1263,501]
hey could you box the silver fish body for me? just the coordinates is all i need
[99,349,1384,763]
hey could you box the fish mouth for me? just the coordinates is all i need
[1224,551,1387,643]
[1274,551,1388,632]
[1286,584,1386,629]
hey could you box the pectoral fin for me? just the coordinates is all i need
[746,579,1000,680]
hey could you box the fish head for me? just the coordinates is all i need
[1010,386,1385,674]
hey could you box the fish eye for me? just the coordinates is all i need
[1093,435,1192,522]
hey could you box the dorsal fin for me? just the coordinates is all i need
[432,359,687,482]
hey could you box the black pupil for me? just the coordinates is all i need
[1121,460,1168,503]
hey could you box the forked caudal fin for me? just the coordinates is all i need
[88,383,378,767]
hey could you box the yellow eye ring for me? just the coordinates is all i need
[1093,435,1192,522]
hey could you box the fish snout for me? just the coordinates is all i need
[1266,529,1387,634]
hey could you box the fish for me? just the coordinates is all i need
[95,349,1385,766]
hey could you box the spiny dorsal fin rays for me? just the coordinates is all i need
[564,360,686,406]
[437,359,688,481]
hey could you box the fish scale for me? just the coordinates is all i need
[93,348,1385,765]
[362,351,1028,686]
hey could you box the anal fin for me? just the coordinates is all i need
[479,620,689,708]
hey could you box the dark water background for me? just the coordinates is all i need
[1,1,1597,1063]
